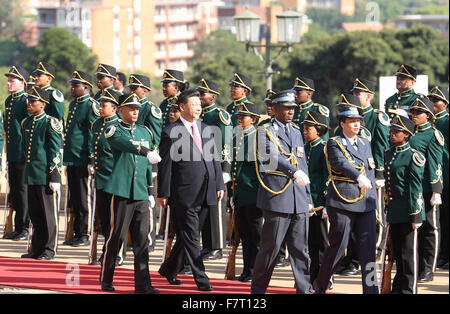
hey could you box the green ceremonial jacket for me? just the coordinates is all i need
[63,93,100,167]
[42,85,65,121]
[104,120,154,200]
[226,96,248,127]
[434,110,449,189]
[305,137,328,211]
[0,112,3,170]
[159,96,178,130]
[409,122,444,194]
[384,89,420,118]
[90,114,120,190]
[385,143,425,224]
[21,112,63,185]
[293,100,330,141]
[136,97,162,149]
[4,90,29,163]
[201,103,233,173]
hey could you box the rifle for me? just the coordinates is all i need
[88,176,98,264]
[224,200,239,280]
[63,180,75,243]
[161,205,171,263]
[26,221,33,253]
[380,224,394,294]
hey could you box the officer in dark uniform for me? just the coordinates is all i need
[315,101,379,294]
[100,93,161,294]
[160,69,189,129]
[384,65,420,118]
[197,78,232,260]
[94,64,118,100]
[226,73,252,126]
[385,115,425,294]
[232,101,263,282]
[89,88,121,265]
[33,62,65,121]
[302,111,331,286]
[20,87,63,260]
[3,65,30,241]
[252,90,313,294]
[428,86,449,270]
[64,71,100,246]
[409,96,444,282]
[292,76,330,140]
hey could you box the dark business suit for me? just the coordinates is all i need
[251,120,313,294]
[316,134,379,294]
[157,118,225,288]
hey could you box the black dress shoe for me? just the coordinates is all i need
[437,258,449,269]
[158,270,183,285]
[275,257,289,268]
[37,254,53,260]
[178,265,192,275]
[90,260,102,266]
[197,284,213,292]
[72,237,89,247]
[3,231,19,239]
[340,264,360,276]
[135,286,160,294]
[12,231,28,241]
[237,273,252,282]
[21,252,38,259]
[101,282,115,292]
[63,236,78,246]
[204,249,222,260]
[314,288,326,294]
[418,271,434,283]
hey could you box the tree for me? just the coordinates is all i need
[0,0,25,38]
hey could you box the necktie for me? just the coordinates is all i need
[191,124,203,154]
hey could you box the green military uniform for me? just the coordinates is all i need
[4,65,31,238]
[305,137,328,210]
[21,87,63,259]
[227,73,252,127]
[409,97,444,280]
[384,115,425,294]
[226,96,248,127]
[293,100,330,140]
[159,96,177,130]
[94,85,116,102]
[94,64,118,101]
[0,111,3,171]
[159,69,187,130]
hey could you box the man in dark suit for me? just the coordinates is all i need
[251,90,314,294]
[157,89,225,292]
[315,96,378,294]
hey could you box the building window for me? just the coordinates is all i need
[38,9,56,26]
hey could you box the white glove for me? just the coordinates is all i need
[146,151,161,164]
[87,164,95,176]
[321,207,328,220]
[412,222,422,230]
[430,192,442,206]
[375,179,385,188]
[294,170,310,186]
[223,172,231,184]
[357,174,372,190]
[49,182,61,193]
[149,195,155,208]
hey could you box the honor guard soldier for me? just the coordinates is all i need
[89,89,121,265]
[428,86,449,270]
[315,102,379,294]
[384,65,420,118]
[64,71,100,247]
[232,102,263,282]
[3,65,30,241]
[94,64,118,100]
[100,93,161,294]
[302,111,331,286]
[258,89,277,125]
[226,73,252,126]
[160,69,189,129]
[197,78,232,260]
[292,76,330,140]
[114,72,127,94]
[26,75,36,93]
[20,87,63,260]
[129,73,162,149]
[409,96,444,283]
[33,62,65,121]
[385,115,425,294]
[251,90,313,294]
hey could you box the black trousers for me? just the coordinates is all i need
[316,207,378,294]
[439,188,449,262]
[251,210,312,294]
[28,185,58,257]
[419,192,440,274]
[200,202,226,251]
[391,222,419,294]
[67,166,93,239]
[236,204,263,276]
[159,202,210,288]
[308,214,329,284]
[100,196,152,289]
[8,162,29,234]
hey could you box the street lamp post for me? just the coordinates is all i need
[234,9,306,90]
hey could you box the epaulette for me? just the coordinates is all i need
[52,89,64,103]
[359,127,372,142]
[314,103,330,117]
[48,116,63,134]
[411,148,426,167]
[218,109,231,126]
[292,123,300,130]
[374,109,390,126]
[105,125,116,138]
[91,99,100,116]
[151,105,162,119]
[434,128,445,146]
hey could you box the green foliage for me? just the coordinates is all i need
[0,39,33,66]
[0,0,24,38]
[412,4,450,15]
[0,66,10,111]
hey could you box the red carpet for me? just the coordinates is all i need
[0,256,297,294]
